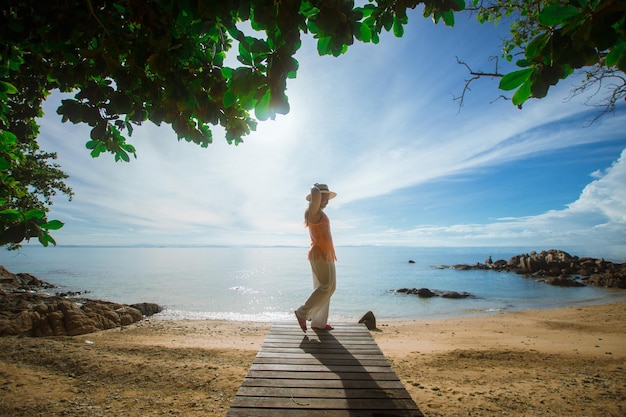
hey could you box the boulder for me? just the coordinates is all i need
[0,265,162,337]
[131,302,163,316]
[416,288,437,298]
[393,287,476,299]
[358,311,377,330]
[544,276,585,287]
[441,291,473,299]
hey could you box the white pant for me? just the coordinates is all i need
[296,258,336,328]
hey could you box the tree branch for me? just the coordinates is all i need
[453,56,505,111]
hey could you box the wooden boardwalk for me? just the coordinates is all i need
[226,322,423,417]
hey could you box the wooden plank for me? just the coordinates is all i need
[227,409,423,417]
[239,377,408,390]
[254,355,388,363]
[226,322,424,417]
[230,397,420,410]
[244,370,401,381]
[250,363,397,373]
[235,386,413,399]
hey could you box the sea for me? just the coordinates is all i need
[2,246,626,322]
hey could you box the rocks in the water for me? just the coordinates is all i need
[358,311,377,330]
[543,276,585,287]
[0,265,162,337]
[394,288,475,299]
[441,291,474,299]
[436,249,626,289]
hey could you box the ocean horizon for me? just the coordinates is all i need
[2,245,626,322]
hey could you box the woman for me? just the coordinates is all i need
[295,183,337,333]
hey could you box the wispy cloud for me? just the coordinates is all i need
[31,13,626,260]
[344,148,626,259]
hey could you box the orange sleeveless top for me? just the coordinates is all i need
[308,212,336,262]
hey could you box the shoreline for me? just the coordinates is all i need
[148,290,626,323]
[1,301,625,416]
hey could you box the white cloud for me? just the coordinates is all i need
[30,16,626,260]
[346,148,626,260]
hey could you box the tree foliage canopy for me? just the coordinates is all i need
[1,0,624,249]
[476,0,626,108]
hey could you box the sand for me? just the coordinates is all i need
[1,301,624,417]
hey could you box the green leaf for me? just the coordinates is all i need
[512,80,532,106]
[221,67,233,78]
[223,89,237,107]
[442,10,455,27]
[525,33,550,59]
[0,156,9,170]
[121,143,136,154]
[254,89,272,121]
[25,209,45,220]
[393,17,404,37]
[606,41,626,67]
[451,0,465,11]
[117,150,130,162]
[499,68,535,91]
[90,142,106,158]
[317,37,331,55]
[0,81,18,94]
[287,60,298,79]
[38,230,56,247]
[0,209,21,221]
[1,130,17,144]
[42,219,64,230]
[382,13,393,31]
[538,5,580,27]
[355,22,372,42]
[238,43,253,66]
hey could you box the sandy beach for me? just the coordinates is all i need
[1,301,624,417]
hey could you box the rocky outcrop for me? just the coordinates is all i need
[393,287,476,299]
[0,265,162,337]
[0,265,56,291]
[435,249,626,289]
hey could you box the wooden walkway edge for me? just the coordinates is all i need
[226,322,423,417]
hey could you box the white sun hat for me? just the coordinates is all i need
[306,183,337,201]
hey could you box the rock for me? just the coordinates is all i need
[358,311,377,330]
[116,306,143,326]
[434,249,626,289]
[0,265,56,291]
[416,288,437,298]
[131,302,162,316]
[544,276,585,287]
[0,265,162,337]
[408,259,415,264]
[441,291,474,299]
[64,307,99,336]
[393,287,475,299]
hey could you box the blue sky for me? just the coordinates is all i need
[33,11,626,260]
